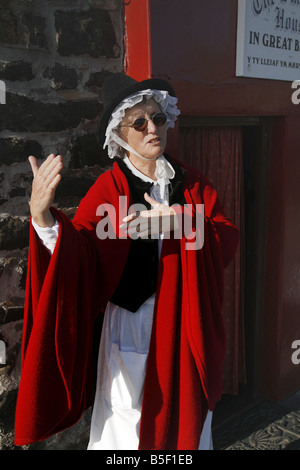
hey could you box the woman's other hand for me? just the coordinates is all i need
[28,154,63,227]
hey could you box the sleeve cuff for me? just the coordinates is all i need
[31,218,59,255]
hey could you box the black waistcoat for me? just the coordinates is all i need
[109,156,186,312]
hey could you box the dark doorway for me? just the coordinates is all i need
[242,123,271,396]
[178,116,272,423]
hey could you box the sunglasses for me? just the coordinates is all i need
[119,112,168,132]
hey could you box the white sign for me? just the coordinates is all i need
[236,0,300,81]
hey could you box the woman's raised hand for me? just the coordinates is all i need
[28,154,63,227]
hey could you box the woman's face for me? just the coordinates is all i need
[119,98,167,160]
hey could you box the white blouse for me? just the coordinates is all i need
[32,155,213,450]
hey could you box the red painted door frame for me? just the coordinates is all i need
[124,0,152,80]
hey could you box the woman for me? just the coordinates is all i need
[14,74,239,450]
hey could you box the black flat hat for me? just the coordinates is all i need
[97,73,176,147]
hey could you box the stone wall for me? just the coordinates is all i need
[0,0,124,450]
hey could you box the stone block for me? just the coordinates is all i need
[55,9,117,58]
[8,187,26,198]
[0,138,43,165]
[89,0,120,10]
[43,63,79,90]
[68,133,111,168]
[0,215,29,250]
[0,256,28,305]
[0,306,24,326]
[0,389,18,431]
[0,93,102,132]
[21,13,48,49]
[0,4,19,45]
[85,70,112,93]
[0,307,6,325]
[0,61,34,82]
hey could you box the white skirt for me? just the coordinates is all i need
[87,295,213,451]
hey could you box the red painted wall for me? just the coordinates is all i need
[125,0,300,401]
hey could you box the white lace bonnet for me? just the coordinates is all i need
[103,89,180,161]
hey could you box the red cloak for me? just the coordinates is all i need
[14,157,239,449]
